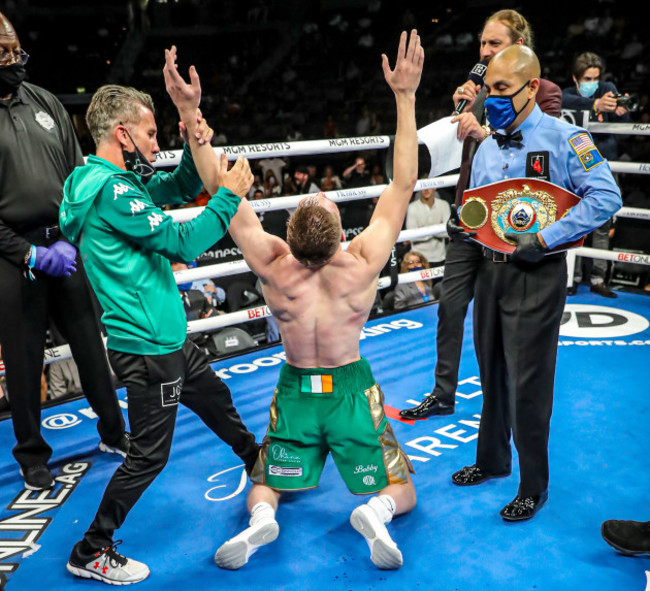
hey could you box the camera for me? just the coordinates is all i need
[612,93,640,112]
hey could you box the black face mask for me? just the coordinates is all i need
[0,63,27,96]
[121,126,155,183]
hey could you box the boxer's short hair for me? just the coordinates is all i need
[86,85,155,146]
[287,198,340,267]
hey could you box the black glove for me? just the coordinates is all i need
[446,204,476,243]
[506,232,546,263]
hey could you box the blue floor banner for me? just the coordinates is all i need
[1,292,649,590]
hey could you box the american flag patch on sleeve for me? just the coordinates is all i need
[569,133,595,154]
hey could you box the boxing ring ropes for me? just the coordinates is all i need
[1,118,649,376]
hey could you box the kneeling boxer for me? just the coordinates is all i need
[210,30,424,570]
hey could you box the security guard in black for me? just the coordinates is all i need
[0,12,126,489]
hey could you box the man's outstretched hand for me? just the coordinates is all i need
[382,29,424,97]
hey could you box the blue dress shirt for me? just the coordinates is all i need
[470,104,622,250]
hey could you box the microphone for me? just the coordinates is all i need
[452,60,488,116]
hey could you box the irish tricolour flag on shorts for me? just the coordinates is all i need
[301,375,333,394]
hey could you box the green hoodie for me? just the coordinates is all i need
[60,147,240,355]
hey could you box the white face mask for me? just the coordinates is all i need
[269,177,276,185]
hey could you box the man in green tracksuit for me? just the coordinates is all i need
[60,47,258,585]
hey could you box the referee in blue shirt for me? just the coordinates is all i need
[451,45,621,521]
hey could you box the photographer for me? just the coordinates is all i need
[562,52,630,161]
[562,52,629,297]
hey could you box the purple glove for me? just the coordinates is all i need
[39,241,77,277]
[31,246,50,272]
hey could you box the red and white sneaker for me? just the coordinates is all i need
[67,540,149,585]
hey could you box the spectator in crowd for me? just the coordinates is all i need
[342,156,370,188]
[341,156,374,233]
[282,172,298,196]
[263,169,281,197]
[405,187,451,266]
[203,281,226,308]
[293,165,320,194]
[394,251,435,310]
[258,157,286,189]
[320,165,343,191]
[370,164,385,186]
[562,51,628,298]
[187,267,226,309]
[247,171,265,199]
[171,262,221,322]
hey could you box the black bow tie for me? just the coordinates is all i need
[494,130,523,148]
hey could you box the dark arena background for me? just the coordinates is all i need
[1,1,649,590]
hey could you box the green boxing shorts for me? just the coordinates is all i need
[250,358,413,494]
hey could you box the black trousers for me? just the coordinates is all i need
[432,239,484,403]
[0,252,125,469]
[473,254,567,498]
[82,339,259,551]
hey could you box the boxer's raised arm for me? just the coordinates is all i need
[348,30,423,275]
[163,45,221,193]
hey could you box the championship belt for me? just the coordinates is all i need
[459,178,584,254]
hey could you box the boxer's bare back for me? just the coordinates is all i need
[227,29,423,368]
[255,203,384,368]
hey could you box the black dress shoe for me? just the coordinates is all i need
[601,519,650,556]
[567,284,578,296]
[500,490,548,521]
[590,283,617,298]
[451,464,511,486]
[399,395,454,419]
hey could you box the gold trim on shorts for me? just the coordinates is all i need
[364,384,385,430]
[269,389,279,432]
[364,383,415,485]
[379,423,414,484]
